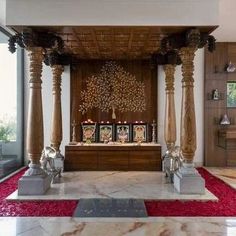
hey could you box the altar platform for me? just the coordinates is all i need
[65,143,162,171]
[7,170,217,201]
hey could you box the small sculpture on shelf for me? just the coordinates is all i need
[220,114,230,125]
[212,89,220,100]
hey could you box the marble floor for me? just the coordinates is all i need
[205,167,236,189]
[2,167,236,236]
[7,171,217,201]
[1,217,236,236]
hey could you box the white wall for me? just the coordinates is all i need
[214,0,236,41]
[5,0,219,26]
[0,0,14,34]
[42,65,70,156]
[158,49,204,166]
[0,0,6,26]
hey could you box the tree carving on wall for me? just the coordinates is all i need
[79,61,146,119]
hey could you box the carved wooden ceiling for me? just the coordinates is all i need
[14,26,216,60]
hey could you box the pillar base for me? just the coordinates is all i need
[173,163,205,194]
[18,174,52,195]
[18,163,52,195]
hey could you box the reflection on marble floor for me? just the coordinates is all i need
[205,167,236,189]
[7,171,217,201]
[1,217,236,236]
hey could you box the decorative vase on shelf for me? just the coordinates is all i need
[220,114,230,125]
[226,61,236,73]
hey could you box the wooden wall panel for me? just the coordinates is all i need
[70,60,157,141]
[204,42,236,166]
[98,151,129,171]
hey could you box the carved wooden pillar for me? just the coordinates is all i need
[180,47,196,164]
[25,47,46,175]
[50,65,64,152]
[163,64,176,150]
[18,46,51,195]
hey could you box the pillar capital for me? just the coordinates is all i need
[51,65,64,78]
[163,64,176,91]
[180,47,196,84]
[180,47,196,61]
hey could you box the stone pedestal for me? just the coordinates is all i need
[174,163,205,194]
[18,175,51,195]
[18,164,51,195]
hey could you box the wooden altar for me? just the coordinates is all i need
[64,143,161,171]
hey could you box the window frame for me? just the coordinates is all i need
[0,27,25,166]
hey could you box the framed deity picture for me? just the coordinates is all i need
[98,124,114,142]
[132,123,148,142]
[81,123,97,142]
[115,124,131,142]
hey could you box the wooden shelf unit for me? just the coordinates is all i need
[218,125,236,149]
[204,42,236,166]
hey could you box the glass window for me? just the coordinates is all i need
[0,28,24,179]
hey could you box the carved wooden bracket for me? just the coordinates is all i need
[44,51,71,66]
[161,28,216,53]
[8,28,64,54]
[155,50,182,65]
[155,28,216,66]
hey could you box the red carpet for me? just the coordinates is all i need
[145,168,236,216]
[1,168,236,216]
[0,169,78,216]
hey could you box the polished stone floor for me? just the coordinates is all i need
[2,167,236,235]
[7,171,217,201]
[1,217,236,236]
[206,167,236,189]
